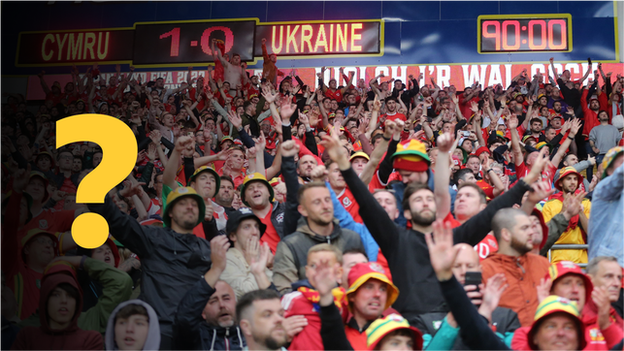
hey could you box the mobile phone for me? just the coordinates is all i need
[462,131,471,137]
[464,271,482,292]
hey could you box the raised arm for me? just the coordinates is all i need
[322,132,400,255]
[434,133,454,220]
[508,114,524,167]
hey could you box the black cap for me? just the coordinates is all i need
[226,208,267,236]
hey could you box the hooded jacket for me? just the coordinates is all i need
[17,257,133,334]
[77,238,121,311]
[273,217,364,294]
[88,195,213,349]
[174,278,246,351]
[105,300,160,351]
[11,264,103,350]
[481,253,550,327]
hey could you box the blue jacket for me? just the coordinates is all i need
[326,183,379,261]
[588,164,624,267]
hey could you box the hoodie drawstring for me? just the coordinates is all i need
[210,329,216,351]
[237,327,244,348]
[516,258,525,274]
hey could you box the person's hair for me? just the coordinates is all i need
[220,175,234,188]
[401,183,432,212]
[371,133,384,145]
[457,183,487,204]
[114,303,149,323]
[454,168,474,184]
[297,181,327,204]
[491,208,526,241]
[243,101,253,111]
[342,247,369,260]
[324,158,335,168]
[184,121,196,130]
[544,126,556,133]
[466,154,480,163]
[307,243,343,264]
[236,289,281,322]
[52,282,79,302]
[374,329,414,350]
[586,256,619,276]
[385,96,398,103]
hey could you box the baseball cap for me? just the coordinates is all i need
[366,314,423,350]
[27,171,50,202]
[347,262,399,311]
[225,207,267,236]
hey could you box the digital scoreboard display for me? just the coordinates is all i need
[132,20,256,65]
[15,19,382,67]
[478,14,572,53]
[254,21,381,56]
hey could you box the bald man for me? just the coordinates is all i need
[414,244,521,349]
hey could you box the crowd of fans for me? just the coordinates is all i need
[2,42,624,351]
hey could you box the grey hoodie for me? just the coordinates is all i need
[105,300,161,351]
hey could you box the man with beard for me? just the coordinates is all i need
[542,167,591,264]
[237,289,288,351]
[380,96,406,124]
[321,130,546,325]
[88,186,213,349]
[297,154,318,183]
[215,175,237,217]
[272,182,363,294]
[175,235,247,350]
[480,208,550,327]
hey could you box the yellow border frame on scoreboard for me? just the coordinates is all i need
[477,13,573,54]
[15,17,384,68]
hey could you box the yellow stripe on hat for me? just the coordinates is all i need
[366,314,412,348]
[534,296,579,321]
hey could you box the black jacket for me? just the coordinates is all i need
[174,278,246,351]
[88,195,212,348]
[341,167,531,324]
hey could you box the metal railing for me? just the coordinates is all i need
[547,244,589,268]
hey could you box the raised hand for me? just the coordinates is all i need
[309,258,340,303]
[437,132,455,153]
[250,242,271,275]
[525,148,550,184]
[527,180,555,204]
[424,219,460,281]
[298,110,310,127]
[279,103,297,123]
[261,85,278,103]
[569,118,582,137]
[280,140,300,158]
[480,273,508,313]
[319,134,349,168]
[561,191,586,220]
[310,165,328,182]
[254,131,267,151]
[244,235,260,265]
[209,235,230,272]
[283,316,308,342]
[228,110,243,130]
[536,277,553,303]
[592,286,613,330]
[175,135,194,152]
